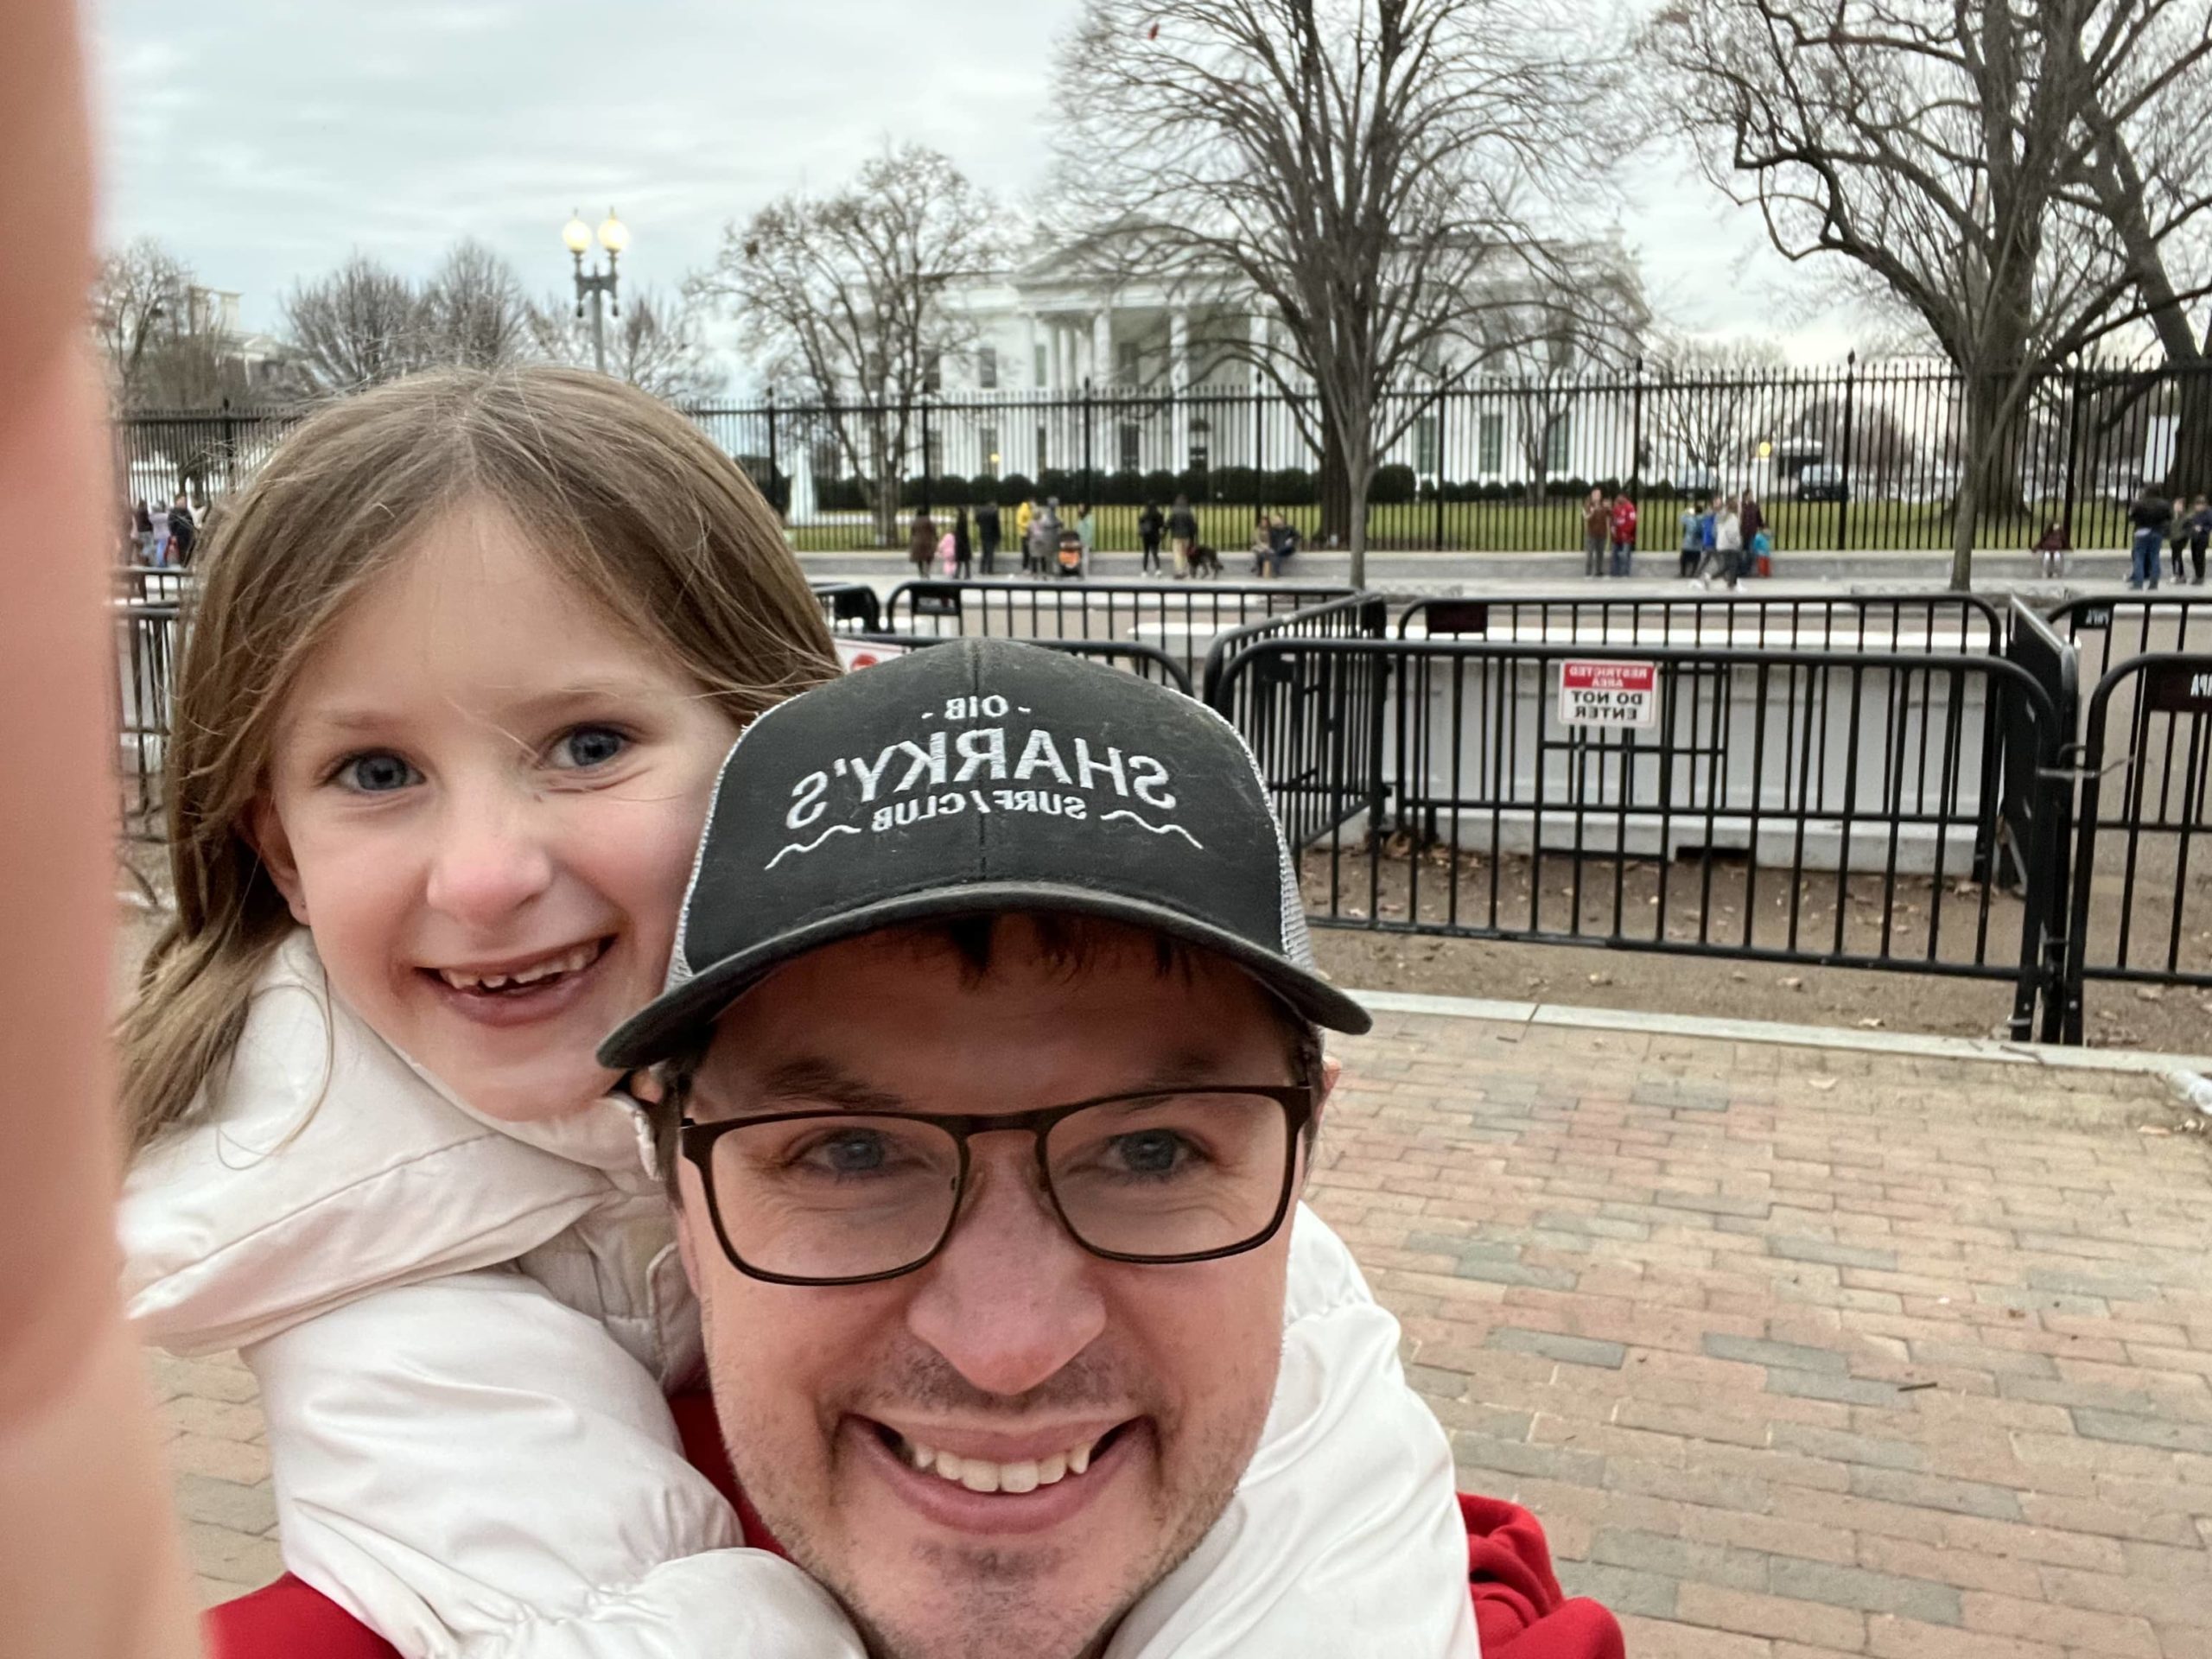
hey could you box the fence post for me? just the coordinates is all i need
[919,397,933,519]
[219,397,236,496]
[2059,359,2082,544]
[1836,351,1858,551]
[1629,356,1644,508]
[1253,387,1266,529]
[1082,378,1095,510]
[765,386,781,518]
[1433,386,1447,550]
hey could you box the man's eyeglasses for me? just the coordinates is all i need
[677,1085,1314,1287]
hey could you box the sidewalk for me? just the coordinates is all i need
[798,546,2151,589]
[157,1001,2212,1657]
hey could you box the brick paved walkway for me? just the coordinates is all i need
[156,1007,2212,1656]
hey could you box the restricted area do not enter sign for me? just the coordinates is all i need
[1558,659,1660,728]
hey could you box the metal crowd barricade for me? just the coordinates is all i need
[1211,635,2069,1040]
[810,581,882,635]
[1199,594,1394,853]
[880,579,1354,689]
[2045,595,2212,733]
[116,596,185,842]
[1398,591,2006,655]
[2059,652,2212,1040]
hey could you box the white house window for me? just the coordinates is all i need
[980,427,1000,479]
[1034,423,1049,472]
[1118,423,1141,472]
[1415,416,1440,477]
[1479,413,1504,474]
[1116,340,1141,385]
[978,347,998,391]
[1543,414,1572,474]
[1033,344,1048,387]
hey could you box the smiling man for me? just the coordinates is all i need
[601,640,1621,1659]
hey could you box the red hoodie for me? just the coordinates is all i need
[205,1395,1624,1659]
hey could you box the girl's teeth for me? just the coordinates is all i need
[438,942,599,993]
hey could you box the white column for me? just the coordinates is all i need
[1093,309,1114,388]
[1024,313,1040,389]
[1170,308,1192,474]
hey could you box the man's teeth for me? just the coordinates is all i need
[899,1433,1100,1494]
[436,942,600,993]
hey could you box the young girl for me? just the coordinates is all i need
[118,367,1478,1658]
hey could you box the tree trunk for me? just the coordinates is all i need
[868,409,897,550]
[1347,476,1370,590]
[2164,367,2212,499]
[1319,424,1351,548]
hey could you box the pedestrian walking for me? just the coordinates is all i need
[2188,494,2211,585]
[1166,493,1198,579]
[1677,499,1702,578]
[1582,487,1610,578]
[2171,499,2193,585]
[908,507,938,577]
[1137,501,1165,575]
[1030,497,1062,575]
[1712,499,1744,590]
[1016,497,1037,573]
[974,498,1001,575]
[952,505,973,578]
[165,492,197,567]
[1608,493,1638,578]
[2127,484,2171,590]
[1075,503,1095,576]
[936,524,957,577]
[1693,494,1720,583]
[132,499,156,564]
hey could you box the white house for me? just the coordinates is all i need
[891,235,1651,491]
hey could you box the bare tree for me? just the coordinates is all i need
[1054,0,1609,584]
[92,238,193,406]
[1643,336,1789,487]
[2050,2,2212,492]
[421,239,537,371]
[1649,0,2212,587]
[1475,276,1648,499]
[283,254,431,391]
[695,143,993,546]
[535,286,724,402]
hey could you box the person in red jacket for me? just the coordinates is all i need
[1608,493,1639,577]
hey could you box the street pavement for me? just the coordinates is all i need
[156,1001,2212,1658]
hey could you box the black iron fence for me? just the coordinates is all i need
[119,357,2212,556]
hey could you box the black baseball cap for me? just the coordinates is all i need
[598,639,1370,1070]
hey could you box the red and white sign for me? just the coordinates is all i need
[1558,659,1658,728]
[835,636,911,673]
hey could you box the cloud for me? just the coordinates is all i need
[86,0,1853,361]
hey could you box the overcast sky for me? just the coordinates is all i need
[88,0,1865,371]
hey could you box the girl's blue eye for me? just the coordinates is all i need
[340,753,419,794]
[555,728,628,769]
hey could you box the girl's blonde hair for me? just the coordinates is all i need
[118,365,838,1154]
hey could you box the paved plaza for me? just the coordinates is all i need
[155,1001,2212,1657]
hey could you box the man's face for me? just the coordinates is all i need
[677,920,1308,1659]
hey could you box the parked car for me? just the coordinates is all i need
[1796,464,1849,503]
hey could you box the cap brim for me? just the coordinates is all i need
[598,880,1371,1071]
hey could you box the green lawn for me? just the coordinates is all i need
[790,496,2133,556]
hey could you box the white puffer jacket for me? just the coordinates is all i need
[123,931,1476,1659]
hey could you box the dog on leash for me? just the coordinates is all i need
[1187,542,1223,577]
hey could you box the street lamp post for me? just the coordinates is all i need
[563,208,629,375]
